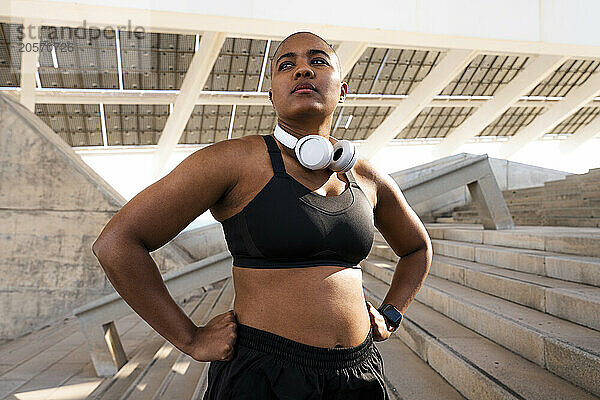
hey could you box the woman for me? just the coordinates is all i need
[92,31,432,399]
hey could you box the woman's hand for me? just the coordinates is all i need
[366,301,395,342]
[184,310,238,362]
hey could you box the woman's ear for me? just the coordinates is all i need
[339,82,348,103]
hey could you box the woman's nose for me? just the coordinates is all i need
[295,66,315,78]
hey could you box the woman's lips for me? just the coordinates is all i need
[293,88,316,94]
[292,83,317,93]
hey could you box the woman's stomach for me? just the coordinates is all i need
[231,265,372,348]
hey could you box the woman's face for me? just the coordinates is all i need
[269,34,347,123]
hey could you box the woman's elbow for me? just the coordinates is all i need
[91,230,133,262]
[92,236,110,262]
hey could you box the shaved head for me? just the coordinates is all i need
[269,31,341,79]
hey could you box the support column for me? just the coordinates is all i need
[153,31,227,180]
[19,18,41,112]
[334,41,369,79]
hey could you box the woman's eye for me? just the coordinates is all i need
[312,58,327,65]
[279,62,292,70]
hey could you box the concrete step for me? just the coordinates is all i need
[362,257,600,397]
[544,217,600,228]
[87,278,231,400]
[370,314,467,399]
[503,186,546,195]
[0,312,160,399]
[506,203,545,211]
[372,240,600,330]
[361,269,598,400]
[87,296,208,399]
[453,211,479,219]
[542,198,600,209]
[177,277,236,400]
[504,194,546,202]
[425,225,600,258]
[545,188,600,198]
[149,284,232,400]
[452,219,481,224]
[543,208,600,218]
[0,318,80,376]
[544,180,576,189]
[428,249,600,330]
[143,277,236,400]
[426,238,600,287]
[544,192,587,201]
[507,210,542,217]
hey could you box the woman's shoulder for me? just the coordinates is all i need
[350,159,381,210]
[196,134,267,169]
[351,158,405,211]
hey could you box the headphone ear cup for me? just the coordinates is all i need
[329,140,357,173]
[296,135,334,170]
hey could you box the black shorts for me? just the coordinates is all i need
[203,323,389,400]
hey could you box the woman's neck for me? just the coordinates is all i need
[276,118,332,140]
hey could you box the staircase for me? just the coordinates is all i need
[0,278,233,400]
[362,223,600,399]
[2,224,600,399]
[445,168,600,227]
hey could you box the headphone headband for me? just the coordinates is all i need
[273,124,298,149]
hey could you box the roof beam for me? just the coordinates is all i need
[334,41,369,80]
[500,71,600,158]
[433,55,568,158]
[3,88,600,109]
[559,114,600,154]
[152,31,226,179]
[3,1,600,58]
[358,49,478,159]
[19,18,40,111]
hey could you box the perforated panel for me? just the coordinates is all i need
[204,38,269,92]
[103,104,169,145]
[397,107,477,139]
[332,106,394,140]
[346,48,442,95]
[0,23,22,87]
[37,25,119,89]
[548,107,600,134]
[528,59,600,97]
[440,54,529,96]
[478,107,547,137]
[183,105,233,144]
[119,31,196,90]
[35,103,102,146]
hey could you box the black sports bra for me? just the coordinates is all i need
[220,134,374,269]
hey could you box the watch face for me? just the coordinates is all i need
[383,305,402,323]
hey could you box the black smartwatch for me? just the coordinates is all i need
[378,303,403,330]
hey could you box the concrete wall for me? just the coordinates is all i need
[0,93,194,340]
[489,158,571,190]
[172,223,228,261]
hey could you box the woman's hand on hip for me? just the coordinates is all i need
[184,310,238,362]
[366,301,394,342]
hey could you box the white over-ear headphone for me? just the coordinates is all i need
[273,124,357,173]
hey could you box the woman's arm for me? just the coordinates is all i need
[357,160,433,338]
[91,138,244,361]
